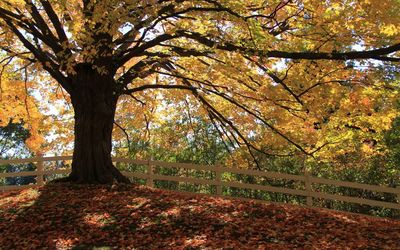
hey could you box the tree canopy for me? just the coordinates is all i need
[1,0,399,182]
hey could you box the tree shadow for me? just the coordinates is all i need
[0,183,399,249]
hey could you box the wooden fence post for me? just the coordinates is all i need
[147,159,154,188]
[216,166,222,196]
[36,152,44,186]
[397,172,400,205]
[304,169,313,207]
[397,186,400,205]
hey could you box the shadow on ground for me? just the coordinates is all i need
[0,183,399,249]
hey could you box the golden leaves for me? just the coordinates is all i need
[1,0,399,162]
[380,24,399,37]
[0,76,44,152]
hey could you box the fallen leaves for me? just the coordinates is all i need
[0,184,399,249]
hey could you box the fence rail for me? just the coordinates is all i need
[1,156,399,211]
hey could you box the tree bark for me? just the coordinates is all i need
[64,64,129,184]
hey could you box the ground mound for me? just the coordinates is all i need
[0,184,399,249]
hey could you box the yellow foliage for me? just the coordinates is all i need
[1,0,399,162]
[0,76,44,152]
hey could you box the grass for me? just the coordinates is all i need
[0,183,399,249]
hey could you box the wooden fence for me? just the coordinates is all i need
[0,156,399,212]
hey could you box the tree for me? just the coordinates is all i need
[0,0,399,183]
[0,61,44,185]
[0,63,44,153]
[0,122,37,186]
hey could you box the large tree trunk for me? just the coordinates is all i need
[65,64,129,184]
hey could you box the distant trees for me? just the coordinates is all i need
[0,121,36,185]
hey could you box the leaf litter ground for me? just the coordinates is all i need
[0,184,399,249]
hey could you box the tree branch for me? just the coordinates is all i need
[178,31,400,61]
[123,84,196,95]
[39,0,69,43]
[0,16,73,93]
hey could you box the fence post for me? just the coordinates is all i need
[397,186,400,205]
[216,166,222,196]
[147,159,154,188]
[36,152,44,186]
[304,169,313,207]
[397,171,400,205]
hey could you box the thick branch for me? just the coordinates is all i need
[179,31,400,61]
[1,17,72,93]
[39,0,69,44]
[123,84,196,94]
[116,58,161,88]
[118,34,178,66]
[23,0,64,55]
